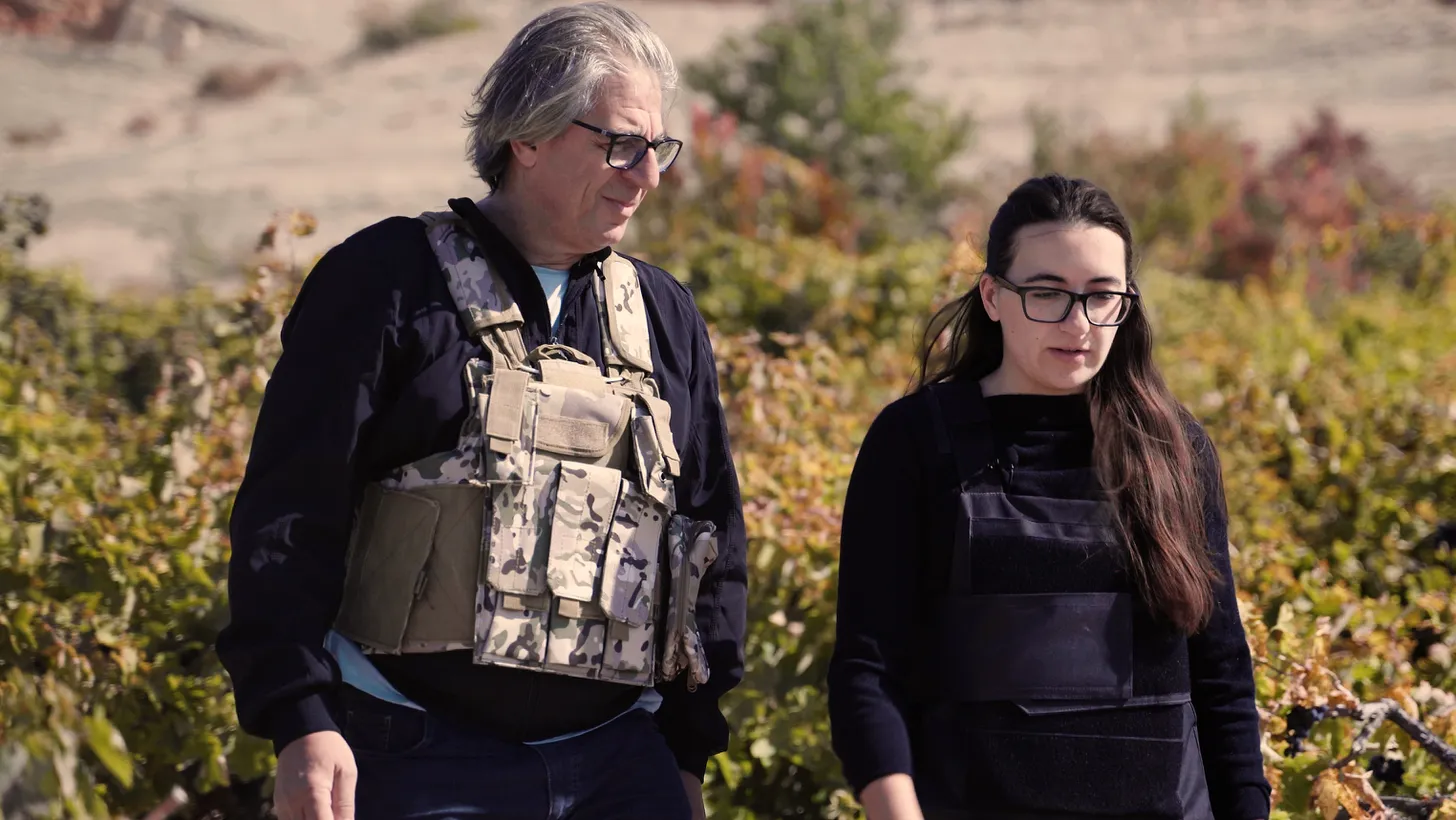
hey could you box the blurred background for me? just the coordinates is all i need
[1,1,1454,818]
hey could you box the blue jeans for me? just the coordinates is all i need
[335,687,693,819]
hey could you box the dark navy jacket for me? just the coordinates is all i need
[215,199,749,778]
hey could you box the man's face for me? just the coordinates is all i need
[524,65,665,254]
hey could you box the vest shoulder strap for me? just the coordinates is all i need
[594,252,655,376]
[924,380,996,488]
[418,209,528,370]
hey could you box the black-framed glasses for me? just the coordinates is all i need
[571,120,683,173]
[990,274,1138,326]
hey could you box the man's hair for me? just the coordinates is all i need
[463,2,677,191]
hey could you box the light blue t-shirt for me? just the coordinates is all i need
[534,265,569,334]
[326,264,662,742]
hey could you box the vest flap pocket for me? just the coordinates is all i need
[537,358,609,395]
[932,592,1134,702]
[399,484,487,648]
[631,413,675,510]
[537,416,610,459]
[601,617,655,684]
[335,485,441,653]
[546,463,623,602]
[485,370,530,456]
[638,395,680,478]
[599,480,665,628]
[484,469,551,597]
[659,515,718,688]
[476,591,550,666]
[532,385,631,459]
[483,383,538,486]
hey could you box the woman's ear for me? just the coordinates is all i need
[979,275,1002,323]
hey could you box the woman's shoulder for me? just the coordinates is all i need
[1175,408,1226,494]
[859,380,988,462]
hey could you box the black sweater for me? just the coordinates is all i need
[215,203,748,778]
[827,388,1271,819]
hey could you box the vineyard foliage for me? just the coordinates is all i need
[4,1,1456,817]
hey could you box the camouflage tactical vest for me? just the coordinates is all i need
[331,208,718,690]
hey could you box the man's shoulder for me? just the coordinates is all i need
[302,215,436,294]
[612,250,700,318]
[331,214,432,259]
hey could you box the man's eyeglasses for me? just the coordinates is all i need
[990,274,1138,327]
[572,120,683,173]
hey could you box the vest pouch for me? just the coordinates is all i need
[630,395,679,511]
[930,591,1134,702]
[482,372,548,597]
[476,590,552,666]
[396,484,489,651]
[335,484,442,653]
[953,702,1194,819]
[598,480,667,683]
[659,515,718,688]
[539,463,622,676]
[480,378,631,597]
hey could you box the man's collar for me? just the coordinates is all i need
[447,197,613,278]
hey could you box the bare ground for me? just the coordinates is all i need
[1,0,1454,293]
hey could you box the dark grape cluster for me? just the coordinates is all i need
[1283,705,1329,756]
[1368,753,1405,785]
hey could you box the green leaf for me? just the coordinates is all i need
[82,709,133,789]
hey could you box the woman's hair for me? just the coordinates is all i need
[463,2,678,191]
[916,173,1219,634]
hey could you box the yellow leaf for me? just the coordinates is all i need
[1311,770,1344,820]
[1431,797,1456,820]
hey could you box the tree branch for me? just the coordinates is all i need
[1385,701,1456,773]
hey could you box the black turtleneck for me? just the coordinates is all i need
[826,381,1271,819]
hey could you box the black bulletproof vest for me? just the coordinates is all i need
[909,382,1214,820]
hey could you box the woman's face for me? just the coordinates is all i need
[979,222,1130,396]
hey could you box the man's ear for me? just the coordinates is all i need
[979,275,1002,322]
[509,139,539,169]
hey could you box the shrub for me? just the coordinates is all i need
[1028,99,1454,298]
[3,93,1456,820]
[194,62,304,102]
[356,0,481,56]
[682,0,973,250]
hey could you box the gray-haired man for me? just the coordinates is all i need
[216,5,748,818]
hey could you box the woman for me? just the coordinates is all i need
[826,174,1271,820]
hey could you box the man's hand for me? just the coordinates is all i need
[273,731,357,820]
[679,770,707,820]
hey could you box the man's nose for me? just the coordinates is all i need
[625,151,660,190]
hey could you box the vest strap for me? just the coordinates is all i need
[594,253,654,377]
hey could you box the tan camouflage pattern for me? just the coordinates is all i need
[599,481,665,628]
[336,208,715,689]
[476,592,550,665]
[547,464,622,602]
[640,394,681,477]
[601,616,655,684]
[661,516,720,688]
[631,410,676,510]
[418,211,527,343]
[601,254,655,373]
[544,603,608,676]
[484,387,547,596]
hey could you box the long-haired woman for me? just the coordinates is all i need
[826,174,1271,820]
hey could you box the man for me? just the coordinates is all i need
[215,4,749,819]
